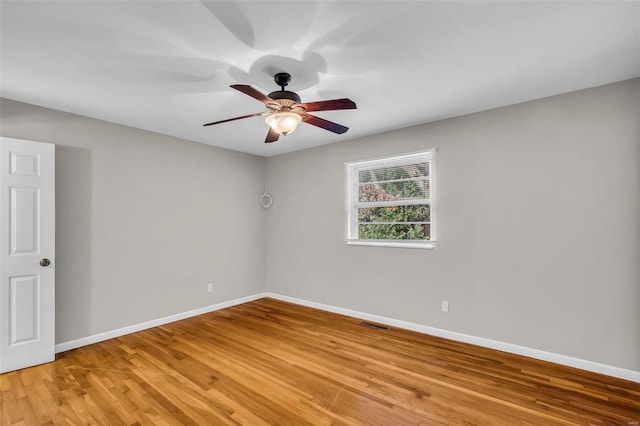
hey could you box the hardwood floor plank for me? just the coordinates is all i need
[1,297,638,425]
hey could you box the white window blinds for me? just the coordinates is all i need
[346,150,435,247]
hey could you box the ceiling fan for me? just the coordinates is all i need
[203,72,357,143]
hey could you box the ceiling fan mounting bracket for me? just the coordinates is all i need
[273,72,292,89]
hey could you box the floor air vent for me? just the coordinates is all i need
[360,321,389,330]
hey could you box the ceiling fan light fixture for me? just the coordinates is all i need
[265,112,302,135]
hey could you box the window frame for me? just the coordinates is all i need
[345,149,436,249]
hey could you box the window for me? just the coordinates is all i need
[346,150,436,249]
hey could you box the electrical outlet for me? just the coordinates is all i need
[441,301,449,312]
[207,283,214,292]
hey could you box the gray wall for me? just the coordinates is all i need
[265,79,640,371]
[0,98,266,344]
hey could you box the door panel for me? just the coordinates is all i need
[0,137,55,373]
[10,187,39,254]
[10,275,39,344]
[10,151,40,176]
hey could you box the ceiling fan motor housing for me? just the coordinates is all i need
[269,72,301,107]
[268,90,301,105]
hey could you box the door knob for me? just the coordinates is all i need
[40,259,51,267]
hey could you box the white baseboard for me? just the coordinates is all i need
[264,292,640,383]
[55,291,639,383]
[55,293,269,354]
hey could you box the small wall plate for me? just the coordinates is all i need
[259,193,273,208]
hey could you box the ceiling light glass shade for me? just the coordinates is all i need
[265,112,302,135]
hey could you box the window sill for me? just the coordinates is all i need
[346,240,436,249]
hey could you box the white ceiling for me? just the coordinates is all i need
[1,1,639,157]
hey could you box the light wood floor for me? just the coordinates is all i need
[1,298,639,425]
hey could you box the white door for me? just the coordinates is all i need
[0,137,55,373]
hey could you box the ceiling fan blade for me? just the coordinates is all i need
[203,112,266,127]
[295,98,356,112]
[231,84,274,104]
[301,113,349,134]
[265,128,280,143]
